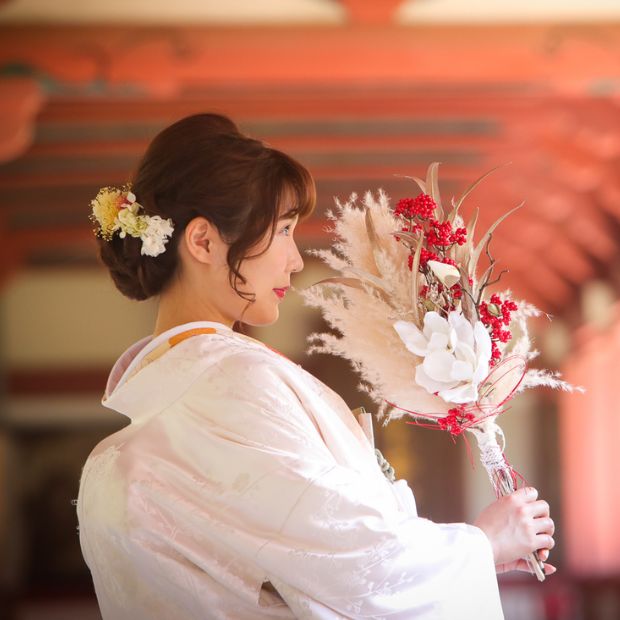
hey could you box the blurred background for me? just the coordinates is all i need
[0,1,619,618]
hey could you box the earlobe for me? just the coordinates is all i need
[184,217,214,265]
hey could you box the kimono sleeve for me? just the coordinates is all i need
[174,351,503,619]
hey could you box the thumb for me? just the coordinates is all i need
[497,559,557,576]
[512,486,538,502]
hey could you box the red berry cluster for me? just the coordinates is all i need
[426,219,467,247]
[439,407,476,436]
[395,193,466,270]
[479,294,518,365]
[395,194,436,219]
[395,193,468,314]
[419,247,437,267]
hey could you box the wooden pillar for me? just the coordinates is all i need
[560,305,620,575]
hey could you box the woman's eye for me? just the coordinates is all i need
[280,224,292,236]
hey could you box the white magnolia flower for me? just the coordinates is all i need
[394,311,492,404]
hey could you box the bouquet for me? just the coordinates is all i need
[303,163,581,581]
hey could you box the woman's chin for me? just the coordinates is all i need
[244,306,280,328]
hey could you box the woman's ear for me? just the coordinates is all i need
[183,217,217,265]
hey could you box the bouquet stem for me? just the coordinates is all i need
[475,427,546,582]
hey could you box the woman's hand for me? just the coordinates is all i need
[474,486,556,575]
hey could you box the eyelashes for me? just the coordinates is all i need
[278,216,299,236]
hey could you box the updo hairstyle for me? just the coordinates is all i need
[98,113,316,301]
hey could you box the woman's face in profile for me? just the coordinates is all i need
[235,213,304,326]
[199,209,305,328]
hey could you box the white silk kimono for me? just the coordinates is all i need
[77,321,504,619]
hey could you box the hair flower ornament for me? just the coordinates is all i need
[90,186,174,257]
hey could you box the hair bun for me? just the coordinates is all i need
[99,235,157,301]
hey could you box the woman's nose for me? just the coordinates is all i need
[289,242,304,273]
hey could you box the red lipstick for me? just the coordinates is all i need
[273,287,289,299]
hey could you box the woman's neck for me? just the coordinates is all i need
[153,283,234,337]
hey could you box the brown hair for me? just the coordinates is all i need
[98,113,315,301]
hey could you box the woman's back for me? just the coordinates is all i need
[78,324,301,619]
[78,322,505,619]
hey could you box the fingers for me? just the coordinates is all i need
[512,487,548,509]
[529,499,550,518]
[477,488,555,566]
[534,533,555,551]
[512,486,538,502]
[534,517,555,536]
[532,514,555,551]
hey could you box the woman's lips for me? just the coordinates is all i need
[273,287,289,299]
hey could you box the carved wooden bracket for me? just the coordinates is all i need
[339,0,403,25]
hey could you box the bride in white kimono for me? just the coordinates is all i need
[78,113,555,620]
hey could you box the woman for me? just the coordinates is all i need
[77,113,555,619]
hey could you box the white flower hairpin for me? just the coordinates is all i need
[90,185,174,257]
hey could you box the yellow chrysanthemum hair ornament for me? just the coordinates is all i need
[90,185,174,257]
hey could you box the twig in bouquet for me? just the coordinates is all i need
[475,235,497,302]
[480,269,509,296]
[462,286,480,321]
[475,235,508,306]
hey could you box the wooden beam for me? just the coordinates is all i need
[34,91,543,121]
[0,25,619,94]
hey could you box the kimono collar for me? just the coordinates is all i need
[103,321,233,417]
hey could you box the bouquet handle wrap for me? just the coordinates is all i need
[475,425,546,582]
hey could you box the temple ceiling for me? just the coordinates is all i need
[0,13,619,318]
